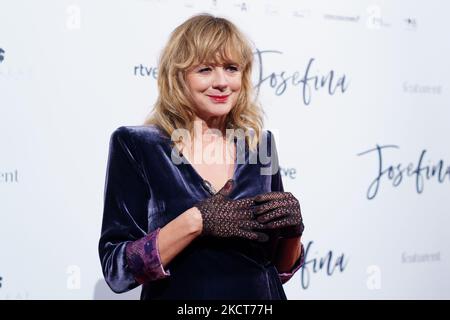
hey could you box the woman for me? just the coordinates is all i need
[98,13,305,300]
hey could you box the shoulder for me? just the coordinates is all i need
[110,125,170,147]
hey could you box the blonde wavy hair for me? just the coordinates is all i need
[144,13,264,151]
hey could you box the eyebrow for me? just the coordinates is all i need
[198,61,240,67]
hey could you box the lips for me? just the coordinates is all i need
[207,94,230,103]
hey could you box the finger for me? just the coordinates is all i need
[238,220,266,230]
[264,216,299,229]
[228,209,254,220]
[252,199,297,215]
[231,197,257,209]
[217,179,235,197]
[253,192,292,203]
[238,230,269,242]
[253,231,269,242]
[256,207,293,224]
[279,223,305,238]
[252,201,280,215]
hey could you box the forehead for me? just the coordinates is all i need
[196,42,244,65]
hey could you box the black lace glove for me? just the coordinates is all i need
[252,192,304,238]
[194,179,269,242]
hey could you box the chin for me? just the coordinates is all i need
[207,110,231,118]
[203,105,233,117]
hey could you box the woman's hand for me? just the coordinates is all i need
[194,179,269,242]
[252,192,304,238]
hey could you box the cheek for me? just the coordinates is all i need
[186,75,210,92]
[230,77,242,91]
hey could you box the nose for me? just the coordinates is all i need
[212,67,228,91]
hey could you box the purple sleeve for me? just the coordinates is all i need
[125,228,170,284]
[278,242,305,284]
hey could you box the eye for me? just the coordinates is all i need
[225,65,240,72]
[198,66,212,73]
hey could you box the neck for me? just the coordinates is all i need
[193,116,227,136]
[178,116,234,157]
[192,116,228,144]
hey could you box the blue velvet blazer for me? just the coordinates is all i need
[98,125,291,300]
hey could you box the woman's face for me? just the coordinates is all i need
[185,61,242,120]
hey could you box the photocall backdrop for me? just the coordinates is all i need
[1,0,449,299]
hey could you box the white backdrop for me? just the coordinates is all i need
[1,0,449,299]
